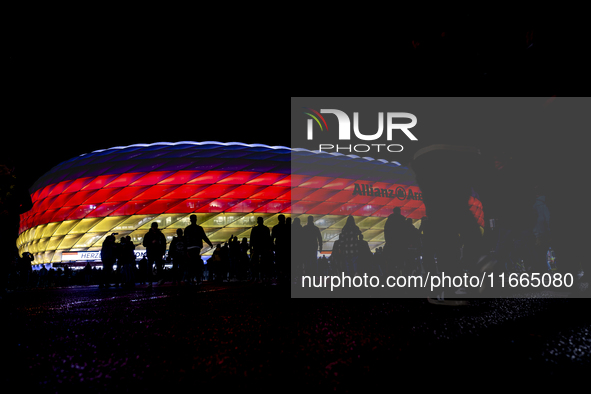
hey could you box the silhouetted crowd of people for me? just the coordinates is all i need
[94,213,291,289]
[3,213,293,291]
[4,199,560,293]
[293,197,562,291]
[292,209,424,283]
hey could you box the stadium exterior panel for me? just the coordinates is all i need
[17,142,484,266]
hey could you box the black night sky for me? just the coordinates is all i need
[5,23,586,190]
[4,24,590,259]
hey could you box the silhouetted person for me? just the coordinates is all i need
[250,217,272,282]
[55,267,63,287]
[119,236,136,288]
[211,244,222,282]
[39,265,48,288]
[302,216,322,277]
[272,214,289,280]
[411,145,488,303]
[220,242,230,282]
[492,166,538,275]
[63,265,72,286]
[357,234,372,275]
[340,215,361,275]
[228,236,240,281]
[83,262,92,285]
[113,238,124,287]
[48,268,55,287]
[143,222,166,287]
[100,234,116,288]
[383,207,408,276]
[169,228,186,286]
[19,252,33,289]
[332,236,343,275]
[184,215,213,286]
[291,217,304,282]
[239,237,249,280]
[373,247,385,278]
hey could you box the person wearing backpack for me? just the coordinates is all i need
[169,228,187,286]
[184,215,213,286]
[142,222,167,287]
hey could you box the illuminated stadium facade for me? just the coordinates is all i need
[17,141,484,266]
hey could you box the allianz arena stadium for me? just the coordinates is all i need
[17,141,484,266]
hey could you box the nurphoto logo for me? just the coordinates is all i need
[303,108,417,154]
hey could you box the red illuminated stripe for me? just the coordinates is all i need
[61,190,99,206]
[302,188,341,202]
[84,188,124,204]
[134,185,181,200]
[220,185,268,199]
[82,175,121,191]
[135,199,184,215]
[161,184,209,199]
[130,171,176,186]
[246,173,289,185]
[106,173,146,188]
[158,171,204,185]
[217,172,260,184]
[48,180,74,196]
[323,178,357,190]
[107,186,151,202]
[249,186,290,200]
[193,184,239,198]
[299,176,335,189]
[19,169,487,235]
[187,171,234,184]
[64,177,94,193]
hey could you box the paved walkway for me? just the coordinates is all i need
[2,281,590,391]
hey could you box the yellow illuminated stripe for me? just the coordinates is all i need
[46,236,65,251]
[113,215,158,231]
[19,213,392,262]
[57,234,84,250]
[70,218,103,234]
[137,213,194,230]
[51,251,62,263]
[42,222,61,238]
[72,233,107,249]
[54,220,81,236]
[43,251,55,263]
[91,216,128,232]
[36,237,50,253]
[201,213,249,228]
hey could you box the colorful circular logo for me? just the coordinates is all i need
[395,187,406,200]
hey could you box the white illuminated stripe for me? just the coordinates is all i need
[80,141,404,165]
[80,141,292,156]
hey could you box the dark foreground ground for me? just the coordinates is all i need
[2,282,591,391]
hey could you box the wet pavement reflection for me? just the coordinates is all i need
[3,283,591,390]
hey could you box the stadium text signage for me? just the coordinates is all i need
[352,183,423,201]
[61,250,148,262]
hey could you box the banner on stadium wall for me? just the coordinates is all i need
[61,251,148,262]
